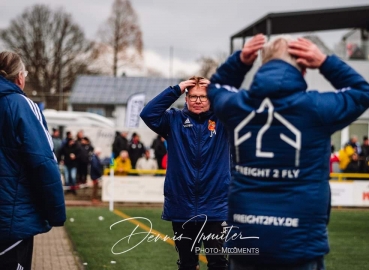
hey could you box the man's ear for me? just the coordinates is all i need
[14,73,24,89]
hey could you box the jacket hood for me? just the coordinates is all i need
[0,76,24,98]
[249,59,307,98]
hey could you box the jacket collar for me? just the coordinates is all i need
[183,104,213,122]
[249,59,307,98]
[0,76,25,98]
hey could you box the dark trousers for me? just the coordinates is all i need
[0,237,34,270]
[77,162,88,184]
[172,221,228,270]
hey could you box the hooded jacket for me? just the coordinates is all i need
[0,76,66,244]
[140,85,230,222]
[208,52,369,265]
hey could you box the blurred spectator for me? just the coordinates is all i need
[77,137,94,184]
[91,148,103,203]
[51,128,62,162]
[136,149,158,174]
[151,135,167,169]
[360,136,369,173]
[128,132,145,169]
[76,130,84,144]
[62,131,72,147]
[60,138,81,193]
[330,145,339,174]
[344,153,361,174]
[112,131,129,158]
[161,153,168,169]
[114,150,132,175]
[348,135,361,154]
[339,143,355,171]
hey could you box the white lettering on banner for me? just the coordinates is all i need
[234,98,301,167]
[125,93,145,128]
[235,166,300,179]
[233,214,299,227]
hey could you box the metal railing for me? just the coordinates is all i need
[330,173,369,181]
[104,168,166,175]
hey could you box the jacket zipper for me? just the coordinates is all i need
[195,117,202,223]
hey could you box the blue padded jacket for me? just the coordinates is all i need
[140,85,230,222]
[208,52,369,265]
[0,76,66,244]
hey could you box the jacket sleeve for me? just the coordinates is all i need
[208,51,253,122]
[140,85,182,137]
[313,55,369,132]
[210,50,253,89]
[13,95,66,226]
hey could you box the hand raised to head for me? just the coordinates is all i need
[288,38,327,69]
[179,80,196,94]
[198,78,210,88]
[240,34,266,65]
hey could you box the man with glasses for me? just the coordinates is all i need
[141,76,229,270]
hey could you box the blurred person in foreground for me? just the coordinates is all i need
[141,76,230,270]
[208,34,369,269]
[0,51,66,270]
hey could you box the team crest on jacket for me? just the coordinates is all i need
[208,120,216,137]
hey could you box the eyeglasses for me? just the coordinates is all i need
[20,70,28,77]
[188,95,208,102]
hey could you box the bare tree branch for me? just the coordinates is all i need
[0,4,97,109]
[197,52,228,79]
[99,0,143,77]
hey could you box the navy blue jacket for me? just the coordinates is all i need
[140,85,230,222]
[208,52,369,265]
[0,76,66,244]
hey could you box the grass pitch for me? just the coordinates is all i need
[65,208,369,270]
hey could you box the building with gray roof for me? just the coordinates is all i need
[69,76,182,146]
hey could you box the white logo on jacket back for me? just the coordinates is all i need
[234,98,301,166]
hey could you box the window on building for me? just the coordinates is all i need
[87,107,105,116]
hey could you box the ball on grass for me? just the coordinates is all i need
[98,216,104,221]
[70,218,75,222]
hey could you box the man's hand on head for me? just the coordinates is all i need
[240,34,266,65]
[198,78,210,88]
[179,80,196,94]
[288,38,327,69]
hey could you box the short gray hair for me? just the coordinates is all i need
[261,35,301,72]
[0,51,25,82]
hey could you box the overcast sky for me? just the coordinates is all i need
[1,0,368,77]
